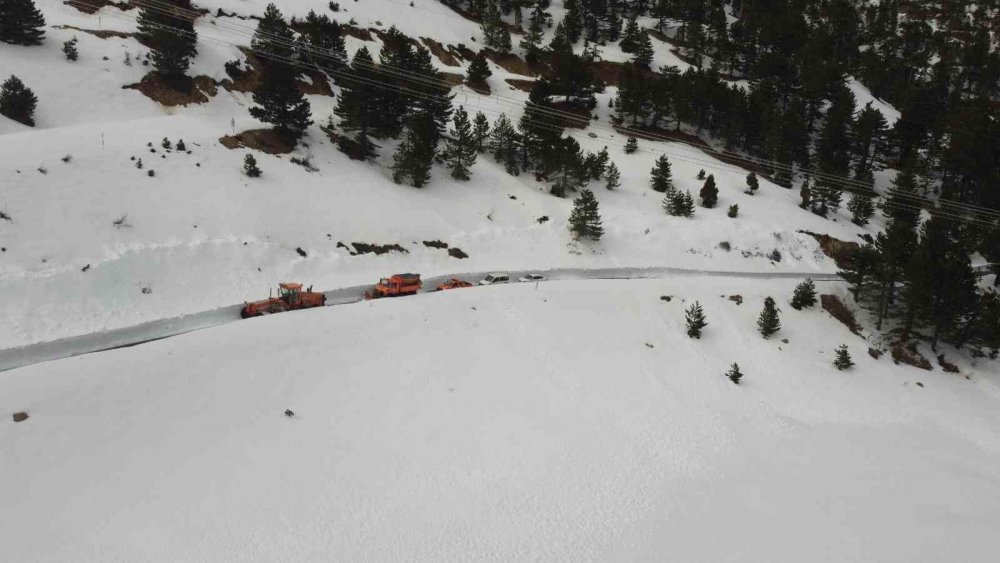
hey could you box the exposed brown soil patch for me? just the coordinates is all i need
[219,129,296,154]
[448,247,469,259]
[486,51,537,76]
[53,24,131,39]
[890,340,933,370]
[728,295,743,305]
[351,242,409,255]
[421,37,461,66]
[297,70,334,96]
[66,0,134,14]
[12,411,28,423]
[821,294,862,335]
[466,80,491,95]
[937,354,960,373]
[800,232,861,269]
[440,73,466,87]
[219,51,333,97]
[868,347,883,359]
[340,25,374,41]
[124,73,217,106]
[422,240,448,249]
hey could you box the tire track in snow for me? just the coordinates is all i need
[0,267,841,373]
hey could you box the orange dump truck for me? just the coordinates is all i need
[241,282,326,318]
[365,273,422,299]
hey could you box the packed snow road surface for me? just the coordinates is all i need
[0,267,840,373]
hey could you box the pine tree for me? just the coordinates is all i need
[725,362,743,384]
[489,113,520,175]
[466,50,492,84]
[619,16,641,53]
[650,154,672,192]
[727,204,738,218]
[446,106,477,180]
[833,345,854,370]
[519,5,545,64]
[335,47,380,160]
[249,4,311,139]
[632,31,654,69]
[790,279,817,310]
[679,191,695,217]
[136,0,198,81]
[589,146,610,180]
[563,0,584,43]
[0,0,46,46]
[745,172,759,195]
[0,74,37,126]
[757,297,781,338]
[481,2,512,53]
[847,191,875,225]
[62,37,78,61]
[472,111,490,152]
[250,74,312,138]
[177,139,186,151]
[297,10,347,68]
[697,169,705,180]
[243,154,261,177]
[662,184,679,214]
[391,112,437,188]
[625,136,638,153]
[568,189,604,241]
[686,301,708,338]
[249,3,295,65]
[605,162,621,190]
[161,137,171,150]
[699,174,718,207]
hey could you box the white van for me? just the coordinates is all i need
[479,273,510,285]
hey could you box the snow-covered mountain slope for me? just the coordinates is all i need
[0,2,878,348]
[3,278,999,561]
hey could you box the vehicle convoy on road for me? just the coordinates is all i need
[519,274,545,283]
[366,273,422,299]
[479,273,510,285]
[241,283,326,318]
[437,278,473,291]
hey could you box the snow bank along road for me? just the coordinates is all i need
[0,267,841,373]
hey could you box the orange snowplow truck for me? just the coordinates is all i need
[241,282,326,318]
[365,273,422,299]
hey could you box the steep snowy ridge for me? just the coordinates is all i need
[0,1,870,346]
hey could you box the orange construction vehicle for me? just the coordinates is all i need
[365,273,422,299]
[241,282,326,318]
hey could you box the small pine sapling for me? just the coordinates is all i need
[176,139,186,151]
[161,137,171,150]
[605,162,621,190]
[685,301,708,338]
[697,169,705,180]
[624,136,638,154]
[725,363,743,384]
[833,345,854,370]
[243,154,262,177]
[790,278,817,310]
[745,172,759,195]
[727,204,738,218]
[757,296,781,338]
[63,37,79,61]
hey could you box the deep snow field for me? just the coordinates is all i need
[4,2,1000,561]
[3,278,1000,561]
